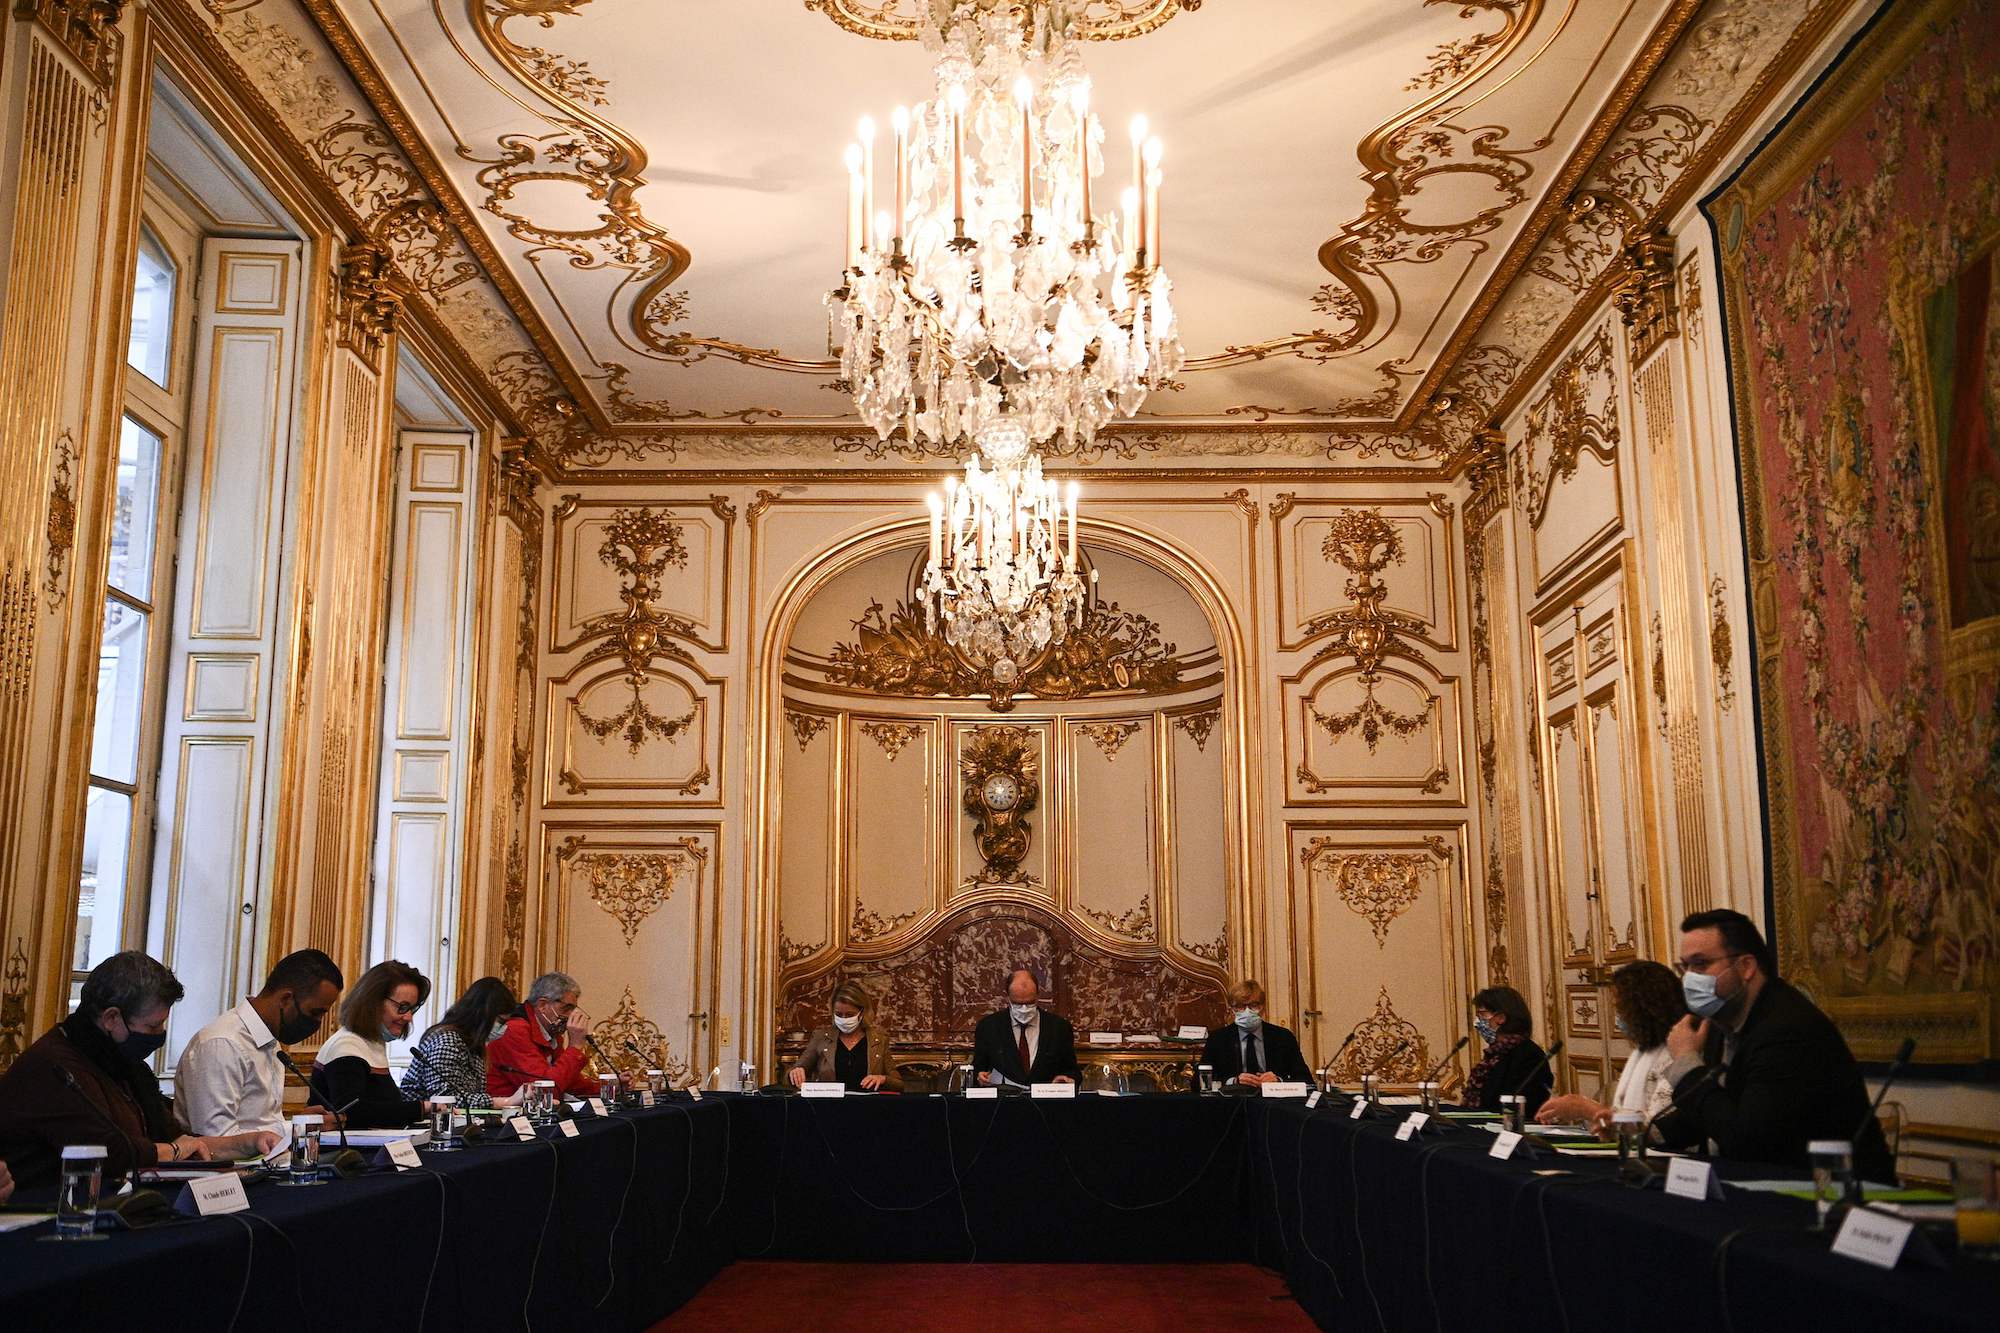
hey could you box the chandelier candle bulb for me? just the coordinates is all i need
[1067,483,1079,566]
[1073,85,1091,236]
[843,144,863,269]
[891,106,909,243]
[949,85,966,231]
[1016,76,1034,228]
[927,494,942,568]
[858,117,875,251]
[1142,136,1162,265]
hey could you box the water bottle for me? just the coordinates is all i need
[738,1059,757,1093]
[288,1114,323,1185]
[429,1096,461,1151]
[54,1144,106,1240]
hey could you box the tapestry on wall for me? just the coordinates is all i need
[1708,0,1999,1064]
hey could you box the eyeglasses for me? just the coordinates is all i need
[386,999,420,1015]
[1673,952,1741,977]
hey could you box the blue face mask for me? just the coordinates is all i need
[1234,1009,1262,1032]
[1682,969,1728,1018]
[1473,1017,1498,1043]
[1613,1015,1630,1038]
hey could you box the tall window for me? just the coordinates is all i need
[73,218,192,994]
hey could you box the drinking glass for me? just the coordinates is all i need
[52,1144,106,1240]
[288,1115,323,1185]
[1361,1075,1380,1107]
[1809,1139,1854,1231]
[1417,1081,1440,1114]
[739,1060,757,1093]
[429,1096,461,1151]
[645,1068,665,1100]
[597,1072,621,1109]
[532,1079,556,1123]
[1196,1064,1215,1094]
[1499,1095,1526,1133]
[1952,1158,2000,1259]
[1612,1112,1645,1163]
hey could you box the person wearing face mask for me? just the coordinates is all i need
[1656,909,1892,1180]
[1535,960,1683,1135]
[0,951,281,1191]
[1461,985,1553,1116]
[486,970,601,1100]
[1199,979,1313,1089]
[971,968,1080,1088]
[788,981,903,1092]
[402,976,528,1110]
[175,947,344,1139]
[309,960,436,1129]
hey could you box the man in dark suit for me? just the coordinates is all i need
[971,968,1080,1087]
[1200,979,1314,1088]
[1657,909,1894,1181]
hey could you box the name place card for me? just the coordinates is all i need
[587,1098,608,1117]
[966,1087,998,1100]
[1088,1032,1123,1044]
[1031,1082,1077,1099]
[386,1139,423,1170]
[1177,1025,1209,1040]
[686,1088,700,1101]
[564,1100,584,1113]
[802,1082,847,1098]
[1306,1092,1323,1109]
[1393,1112,1432,1141]
[509,1117,536,1141]
[185,1173,250,1215]
[1665,1157,1724,1201]
[1489,1130,1524,1160]
[1350,1098,1368,1120]
[1260,1082,1311,1098]
[641,1090,657,1107]
[1831,1207,1915,1270]
[558,1120,579,1139]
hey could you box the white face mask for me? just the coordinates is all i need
[1234,1008,1262,1032]
[832,1013,861,1034]
[1009,1003,1038,1025]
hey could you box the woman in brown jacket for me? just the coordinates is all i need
[787,981,902,1093]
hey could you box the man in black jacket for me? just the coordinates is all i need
[1657,909,1894,1181]
[1199,979,1313,1087]
[971,968,1080,1087]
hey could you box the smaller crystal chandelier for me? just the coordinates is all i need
[921,417,1094,686]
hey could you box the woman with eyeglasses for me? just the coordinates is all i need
[1461,984,1553,1116]
[310,960,435,1128]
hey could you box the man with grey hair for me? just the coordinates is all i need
[485,970,598,1098]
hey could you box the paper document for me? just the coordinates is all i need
[0,1213,52,1234]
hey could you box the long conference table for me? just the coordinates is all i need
[2,1092,1994,1331]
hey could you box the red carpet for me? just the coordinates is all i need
[650,1262,1314,1329]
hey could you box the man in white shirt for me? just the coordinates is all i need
[174,949,343,1137]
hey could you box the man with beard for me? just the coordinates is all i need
[176,948,344,1138]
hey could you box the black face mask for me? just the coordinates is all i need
[117,1027,168,1061]
[276,1000,320,1046]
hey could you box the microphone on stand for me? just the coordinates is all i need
[1316,1025,1360,1097]
[54,1069,174,1228]
[1368,1038,1411,1077]
[1422,1036,1469,1085]
[1505,1039,1564,1099]
[1625,1062,1721,1184]
[274,1049,365,1177]
[1854,1037,1916,1146]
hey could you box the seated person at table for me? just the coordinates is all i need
[787,981,903,1092]
[175,947,343,1139]
[310,960,433,1129]
[1462,985,1552,1117]
[0,952,280,1189]
[1200,978,1313,1088]
[1536,960,1682,1136]
[402,976,527,1110]
[1656,909,1893,1181]
[487,970,601,1100]
[972,968,1080,1087]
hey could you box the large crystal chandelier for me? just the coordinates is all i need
[830,1,1179,680]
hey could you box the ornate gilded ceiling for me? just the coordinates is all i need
[296,0,1847,467]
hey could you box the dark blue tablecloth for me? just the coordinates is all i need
[1249,1098,2000,1333]
[4,1092,1993,1332]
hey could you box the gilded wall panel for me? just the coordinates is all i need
[1165,698,1229,969]
[1065,714,1159,949]
[777,701,837,964]
[844,712,936,946]
[1270,496,1458,654]
[547,494,733,654]
[1515,320,1626,595]
[543,660,718,805]
[948,719,1051,897]
[1284,664,1463,807]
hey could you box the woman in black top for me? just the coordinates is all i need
[310,960,432,1129]
[1462,985,1553,1116]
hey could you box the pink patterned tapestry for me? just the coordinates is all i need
[1710,0,1999,1062]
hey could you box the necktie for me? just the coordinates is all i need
[1017,1023,1032,1077]
[1244,1032,1262,1075]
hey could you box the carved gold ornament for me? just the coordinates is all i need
[593,987,689,1083]
[1306,509,1430,677]
[1173,708,1219,752]
[1311,686,1431,755]
[806,0,1203,43]
[851,897,918,942]
[1650,612,1669,738]
[1612,231,1680,364]
[43,429,75,610]
[564,839,705,945]
[1082,894,1155,942]
[1077,720,1141,760]
[858,720,924,761]
[1519,326,1618,529]
[960,725,1040,882]
[574,679,696,756]
[333,244,401,370]
[787,710,832,751]
[1327,987,1431,1084]
[21,0,125,88]
[1305,838,1448,947]
[778,931,817,966]
[0,936,28,1072]
[828,594,1179,713]
[1708,576,1735,711]
[1180,931,1227,965]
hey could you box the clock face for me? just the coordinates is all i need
[982,773,1020,811]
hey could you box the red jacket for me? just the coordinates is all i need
[485,1012,596,1098]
